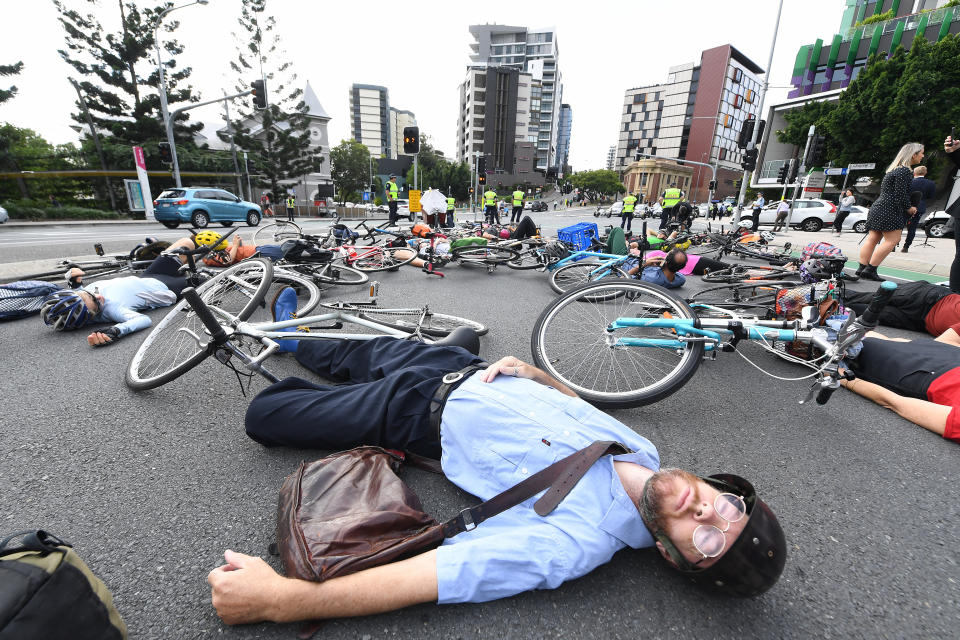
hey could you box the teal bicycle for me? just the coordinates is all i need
[530,279,896,409]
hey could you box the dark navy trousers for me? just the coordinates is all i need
[244,337,484,458]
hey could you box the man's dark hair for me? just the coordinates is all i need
[664,249,687,273]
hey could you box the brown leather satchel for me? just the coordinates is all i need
[275,441,628,583]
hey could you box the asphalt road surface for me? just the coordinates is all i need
[2,210,958,639]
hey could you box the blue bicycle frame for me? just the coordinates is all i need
[606,314,808,352]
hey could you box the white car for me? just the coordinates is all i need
[394,198,414,221]
[745,198,838,232]
[0,205,8,224]
[842,205,868,233]
[922,210,955,238]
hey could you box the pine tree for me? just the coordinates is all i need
[225,0,324,200]
[53,0,202,170]
[0,61,23,105]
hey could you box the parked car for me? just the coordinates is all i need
[393,198,415,221]
[742,198,838,232]
[843,205,869,233]
[529,200,548,212]
[922,210,955,238]
[153,187,262,229]
[0,205,8,224]
[609,201,624,217]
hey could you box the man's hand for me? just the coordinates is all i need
[908,206,917,216]
[480,356,578,397]
[87,326,121,347]
[65,267,85,288]
[945,136,960,154]
[208,550,290,625]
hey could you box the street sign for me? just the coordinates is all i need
[362,191,371,202]
[131,146,154,220]
[408,189,422,213]
[848,163,876,170]
[802,170,826,198]
[824,168,847,176]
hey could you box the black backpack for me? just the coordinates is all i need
[0,530,127,639]
[0,281,61,321]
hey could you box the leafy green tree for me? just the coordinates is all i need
[330,140,370,204]
[569,169,624,198]
[776,100,837,149]
[226,0,324,200]
[0,61,23,105]
[0,124,92,202]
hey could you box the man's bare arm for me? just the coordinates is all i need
[209,548,438,625]
[934,328,960,348]
[479,356,579,397]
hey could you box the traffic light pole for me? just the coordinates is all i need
[223,96,243,197]
[733,0,783,225]
[168,89,252,189]
[789,126,817,214]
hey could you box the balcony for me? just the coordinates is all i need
[843,6,955,42]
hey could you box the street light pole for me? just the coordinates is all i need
[153,0,207,189]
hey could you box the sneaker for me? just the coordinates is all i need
[901,247,909,253]
[270,286,304,353]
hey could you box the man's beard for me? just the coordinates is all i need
[639,467,700,532]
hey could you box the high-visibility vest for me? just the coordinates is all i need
[512,190,525,207]
[286,196,295,208]
[662,188,682,208]
[446,197,455,211]
[622,195,637,213]
[387,181,399,201]
[483,190,497,206]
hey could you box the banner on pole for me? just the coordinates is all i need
[132,146,154,220]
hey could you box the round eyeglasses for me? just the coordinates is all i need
[692,493,746,559]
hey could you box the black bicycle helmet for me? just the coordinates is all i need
[651,474,786,597]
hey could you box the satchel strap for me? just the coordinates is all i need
[441,440,629,538]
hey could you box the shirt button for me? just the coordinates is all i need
[521,467,528,474]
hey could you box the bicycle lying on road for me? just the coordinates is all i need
[125,258,488,390]
[530,278,896,409]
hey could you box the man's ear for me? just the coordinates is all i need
[655,541,679,569]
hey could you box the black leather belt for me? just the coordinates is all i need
[429,363,487,440]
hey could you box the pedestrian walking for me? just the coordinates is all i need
[833,189,856,235]
[857,143,924,281]
[260,193,274,218]
[285,194,296,222]
[902,167,936,252]
[772,199,790,233]
[511,188,525,224]
[750,194,765,232]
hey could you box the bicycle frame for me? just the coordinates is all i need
[549,250,633,273]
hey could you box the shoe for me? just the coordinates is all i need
[901,247,909,253]
[855,263,865,276]
[270,286,304,353]
[860,265,883,281]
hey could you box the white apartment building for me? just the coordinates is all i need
[349,84,416,159]
[456,65,532,171]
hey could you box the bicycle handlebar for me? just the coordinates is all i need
[182,287,227,345]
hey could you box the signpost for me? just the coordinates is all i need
[840,162,877,193]
[131,146,154,220]
[802,170,826,198]
[409,189,422,213]
[824,168,847,176]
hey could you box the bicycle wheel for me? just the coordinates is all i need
[125,259,273,391]
[320,304,489,337]
[549,262,627,295]
[701,265,796,283]
[506,248,550,270]
[264,269,322,317]
[350,246,417,272]
[305,262,370,286]
[688,281,794,318]
[253,220,302,245]
[452,245,520,264]
[531,280,704,408]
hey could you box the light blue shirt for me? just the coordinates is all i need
[641,266,685,289]
[436,373,660,604]
[84,276,175,336]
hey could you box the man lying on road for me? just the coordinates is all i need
[843,280,960,338]
[207,287,786,625]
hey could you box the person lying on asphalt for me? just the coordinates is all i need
[206,287,786,625]
[843,281,960,339]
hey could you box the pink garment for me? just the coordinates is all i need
[645,250,700,276]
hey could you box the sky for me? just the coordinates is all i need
[0,0,845,170]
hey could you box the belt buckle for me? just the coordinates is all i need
[442,371,464,384]
[458,507,477,532]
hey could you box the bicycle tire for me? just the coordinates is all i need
[266,269,322,317]
[125,259,274,391]
[451,245,520,264]
[700,265,796,283]
[506,248,550,270]
[253,220,302,244]
[302,262,370,286]
[318,303,488,337]
[688,281,795,318]
[349,246,418,272]
[531,280,704,408]
[549,262,628,295]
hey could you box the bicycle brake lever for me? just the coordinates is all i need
[800,381,820,405]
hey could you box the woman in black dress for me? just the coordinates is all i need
[857,142,924,281]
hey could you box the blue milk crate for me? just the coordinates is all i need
[558,222,599,251]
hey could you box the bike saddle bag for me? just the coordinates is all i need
[280,239,333,263]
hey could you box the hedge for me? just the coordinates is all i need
[2,201,130,221]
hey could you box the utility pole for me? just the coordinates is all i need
[733,0,784,225]
[69,78,117,211]
[790,125,816,212]
[243,151,252,202]
[223,96,243,196]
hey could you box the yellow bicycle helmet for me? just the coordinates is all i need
[193,230,227,251]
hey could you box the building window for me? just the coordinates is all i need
[723,114,732,127]
[732,94,743,108]
[745,89,754,103]
[731,68,743,84]
[633,93,643,104]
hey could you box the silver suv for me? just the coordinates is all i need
[743,199,838,232]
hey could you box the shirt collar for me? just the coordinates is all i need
[596,454,655,549]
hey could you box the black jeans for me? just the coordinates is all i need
[620,211,633,231]
[388,200,399,226]
[244,337,484,458]
[833,210,850,233]
[140,255,188,297]
[751,207,762,231]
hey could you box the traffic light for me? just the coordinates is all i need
[250,79,267,109]
[805,135,826,166]
[477,156,486,174]
[787,160,799,183]
[403,126,420,154]
[469,187,474,194]
[158,142,172,163]
[776,163,789,183]
[737,119,755,149]
[708,180,717,191]
[741,148,758,172]
[478,173,486,185]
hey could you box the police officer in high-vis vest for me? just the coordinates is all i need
[286,194,296,222]
[510,188,525,224]
[445,195,456,228]
[659,185,684,231]
[621,192,638,233]
[483,189,499,225]
[386,176,400,226]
